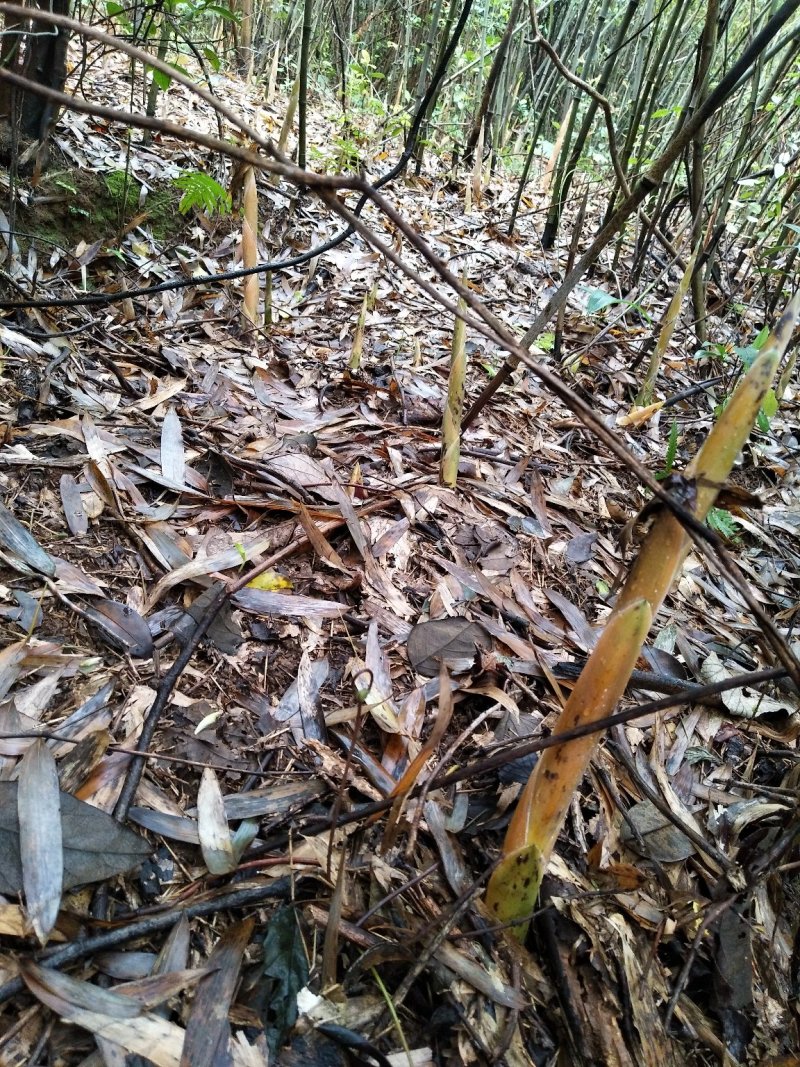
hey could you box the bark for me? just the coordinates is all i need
[0,0,70,164]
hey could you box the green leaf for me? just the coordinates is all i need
[761,388,778,418]
[203,46,222,71]
[201,3,239,20]
[584,287,621,315]
[753,325,770,349]
[150,66,172,91]
[259,907,309,1057]
[106,0,124,13]
[707,508,741,542]
[173,171,232,216]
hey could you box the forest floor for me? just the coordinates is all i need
[0,43,799,1067]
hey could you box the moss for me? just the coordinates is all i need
[18,167,189,256]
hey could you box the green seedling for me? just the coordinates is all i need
[173,171,231,217]
[656,419,680,479]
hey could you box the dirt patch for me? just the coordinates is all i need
[18,166,188,255]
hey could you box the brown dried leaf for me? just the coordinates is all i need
[407,618,490,677]
[544,588,597,651]
[56,729,112,794]
[20,962,185,1067]
[296,502,349,572]
[181,918,254,1067]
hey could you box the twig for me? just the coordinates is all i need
[0,878,292,1006]
[244,666,788,852]
[662,894,738,1030]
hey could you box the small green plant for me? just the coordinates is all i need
[52,177,77,195]
[582,286,652,321]
[173,171,232,216]
[695,340,734,367]
[346,52,388,115]
[696,325,769,369]
[104,169,137,210]
[705,327,778,431]
[330,133,363,172]
[707,507,741,543]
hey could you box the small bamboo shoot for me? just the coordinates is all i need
[440,296,467,487]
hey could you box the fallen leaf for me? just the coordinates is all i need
[197,767,236,875]
[18,740,62,943]
[406,618,490,677]
[0,782,150,894]
[0,499,56,576]
[161,406,186,486]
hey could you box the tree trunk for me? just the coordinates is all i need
[0,0,71,164]
[462,0,524,165]
[235,0,254,78]
[297,0,314,169]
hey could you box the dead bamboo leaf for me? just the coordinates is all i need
[161,406,186,486]
[0,782,149,895]
[20,962,185,1067]
[59,473,89,536]
[0,499,56,576]
[0,639,27,700]
[297,501,349,572]
[182,918,254,1067]
[362,621,401,733]
[233,588,347,619]
[197,767,236,874]
[18,739,62,942]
